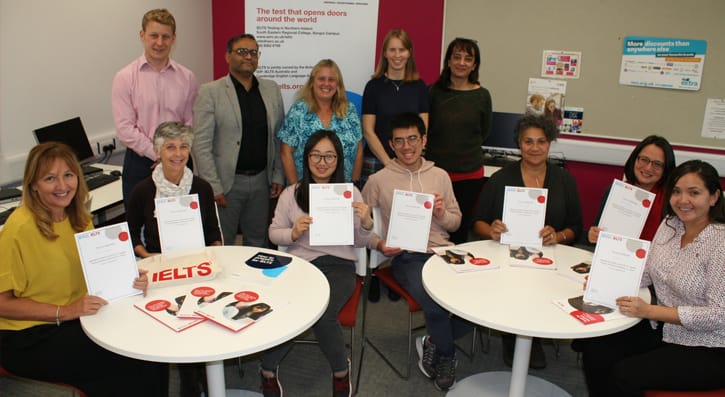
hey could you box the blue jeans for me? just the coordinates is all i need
[261,255,356,373]
[391,252,473,357]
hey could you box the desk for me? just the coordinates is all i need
[80,246,329,397]
[422,240,649,397]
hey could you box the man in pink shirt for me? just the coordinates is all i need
[112,8,198,203]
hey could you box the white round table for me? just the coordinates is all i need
[81,246,329,397]
[422,240,649,397]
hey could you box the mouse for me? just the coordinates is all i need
[110,170,122,177]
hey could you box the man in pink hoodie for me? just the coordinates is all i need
[362,112,471,391]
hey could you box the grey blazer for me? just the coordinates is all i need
[192,75,285,196]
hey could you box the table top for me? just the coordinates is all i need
[422,240,649,339]
[80,246,329,363]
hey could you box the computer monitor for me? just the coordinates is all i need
[481,112,523,154]
[33,117,100,173]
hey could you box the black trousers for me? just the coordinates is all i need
[1,320,167,396]
[449,177,485,244]
[580,320,725,396]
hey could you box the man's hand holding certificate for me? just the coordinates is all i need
[386,189,434,253]
[597,179,656,240]
[75,222,141,302]
[584,231,649,309]
[309,183,354,246]
[155,193,205,254]
[500,186,548,247]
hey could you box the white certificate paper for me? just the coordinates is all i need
[155,194,205,254]
[75,222,141,302]
[584,232,649,309]
[500,186,548,247]
[386,189,434,253]
[598,179,655,240]
[309,183,354,246]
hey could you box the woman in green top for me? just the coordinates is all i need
[427,37,493,244]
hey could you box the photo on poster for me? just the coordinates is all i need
[541,50,582,79]
[526,78,567,128]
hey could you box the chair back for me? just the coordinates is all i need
[369,207,387,270]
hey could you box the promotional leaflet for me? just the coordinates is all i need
[508,245,557,270]
[195,288,276,332]
[134,284,206,332]
[432,246,499,273]
[553,295,627,325]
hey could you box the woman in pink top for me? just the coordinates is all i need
[261,130,373,397]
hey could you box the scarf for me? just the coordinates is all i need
[152,163,194,198]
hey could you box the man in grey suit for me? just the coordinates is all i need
[192,34,284,247]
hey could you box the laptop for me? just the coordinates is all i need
[33,117,102,175]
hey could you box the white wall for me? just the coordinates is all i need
[0,0,213,185]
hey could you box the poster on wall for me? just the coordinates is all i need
[526,78,567,128]
[245,0,379,112]
[541,50,581,79]
[619,36,707,91]
[701,99,725,139]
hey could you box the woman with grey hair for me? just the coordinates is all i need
[126,121,221,258]
[126,121,222,396]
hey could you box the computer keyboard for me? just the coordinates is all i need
[85,173,120,191]
[0,206,16,225]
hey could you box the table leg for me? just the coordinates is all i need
[206,360,226,397]
[510,335,532,397]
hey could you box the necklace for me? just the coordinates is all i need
[389,79,403,92]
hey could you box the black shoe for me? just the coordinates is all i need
[367,275,380,302]
[387,287,400,301]
[502,333,515,367]
[530,339,547,369]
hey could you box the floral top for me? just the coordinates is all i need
[277,100,362,181]
[643,216,725,347]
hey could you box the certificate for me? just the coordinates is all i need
[597,179,655,240]
[75,222,141,302]
[155,194,205,255]
[500,186,548,247]
[584,231,649,309]
[386,189,433,253]
[309,183,354,246]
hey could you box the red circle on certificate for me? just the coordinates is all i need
[146,300,170,312]
[343,190,352,199]
[235,291,259,302]
[537,195,546,204]
[642,199,651,208]
[635,249,647,259]
[533,257,554,265]
[470,257,490,266]
[118,231,129,242]
[424,201,432,209]
[191,286,215,297]
[190,201,199,210]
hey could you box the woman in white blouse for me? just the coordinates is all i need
[580,160,725,396]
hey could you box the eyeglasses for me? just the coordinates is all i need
[392,135,421,148]
[309,152,337,164]
[636,155,664,171]
[233,48,259,57]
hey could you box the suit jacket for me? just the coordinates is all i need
[192,74,284,195]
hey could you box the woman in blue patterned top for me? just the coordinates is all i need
[278,59,362,183]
